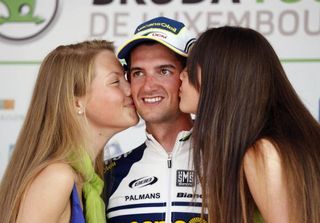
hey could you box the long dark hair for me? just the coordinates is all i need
[188,26,320,223]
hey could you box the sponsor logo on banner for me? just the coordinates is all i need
[0,99,25,121]
[176,170,195,187]
[0,0,59,40]
[90,0,320,39]
[0,99,15,110]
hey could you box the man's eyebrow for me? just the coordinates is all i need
[156,64,176,69]
[129,67,143,72]
[129,64,176,72]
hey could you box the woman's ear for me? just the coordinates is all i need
[75,97,85,115]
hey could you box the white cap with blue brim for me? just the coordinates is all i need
[117,16,196,60]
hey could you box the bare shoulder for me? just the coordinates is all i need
[28,162,76,194]
[244,139,289,223]
[243,138,282,188]
[17,163,76,223]
[37,163,76,185]
[244,138,280,169]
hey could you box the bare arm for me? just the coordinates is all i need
[16,163,75,223]
[243,139,289,223]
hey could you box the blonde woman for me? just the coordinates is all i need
[0,40,138,223]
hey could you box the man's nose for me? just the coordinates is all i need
[142,75,158,92]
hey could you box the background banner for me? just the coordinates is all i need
[1,0,319,179]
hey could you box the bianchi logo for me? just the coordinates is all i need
[0,0,59,40]
[129,176,158,188]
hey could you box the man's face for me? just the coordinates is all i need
[129,43,184,124]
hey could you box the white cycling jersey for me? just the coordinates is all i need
[104,130,206,223]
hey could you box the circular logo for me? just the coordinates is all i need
[0,0,59,41]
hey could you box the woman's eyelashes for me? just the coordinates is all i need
[106,72,124,85]
[110,79,120,85]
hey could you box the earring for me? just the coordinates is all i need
[77,109,84,115]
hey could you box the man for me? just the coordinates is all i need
[104,17,205,223]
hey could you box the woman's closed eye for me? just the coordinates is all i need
[109,77,120,85]
[111,79,119,84]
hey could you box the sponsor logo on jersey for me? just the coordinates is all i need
[129,176,158,188]
[124,192,160,201]
[104,160,116,172]
[176,170,194,187]
[177,192,202,199]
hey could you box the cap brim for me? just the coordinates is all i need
[117,36,188,60]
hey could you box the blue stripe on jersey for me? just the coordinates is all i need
[172,201,202,207]
[108,213,165,223]
[108,202,166,213]
[108,212,206,223]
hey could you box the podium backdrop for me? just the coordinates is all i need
[1,0,319,179]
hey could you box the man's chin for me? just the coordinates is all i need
[138,112,164,123]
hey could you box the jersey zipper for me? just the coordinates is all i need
[165,133,186,222]
[166,152,172,223]
[167,152,172,168]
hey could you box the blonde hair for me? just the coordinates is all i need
[0,40,115,223]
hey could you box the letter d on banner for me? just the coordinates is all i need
[90,13,108,37]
